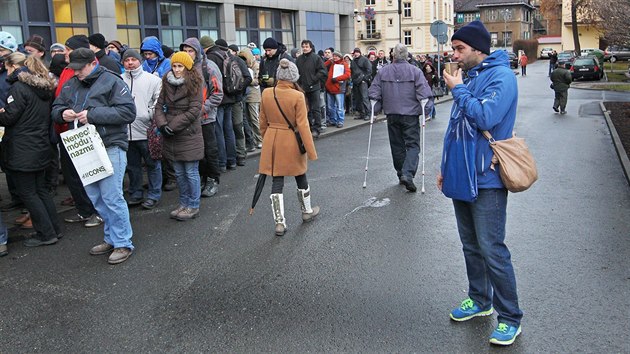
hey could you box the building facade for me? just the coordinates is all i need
[559,0,602,51]
[353,0,455,56]
[0,0,354,53]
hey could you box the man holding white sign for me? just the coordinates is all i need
[52,48,137,265]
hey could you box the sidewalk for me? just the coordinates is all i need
[0,95,453,238]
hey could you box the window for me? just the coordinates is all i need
[503,31,512,46]
[388,18,393,26]
[0,0,20,22]
[199,5,217,28]
[403,2,411,18]
[457,13,463,23]
[491,32,498,46]
[235,8,247,28]
[488,9,498,21]
[53,0,89,44]
[366,0,375,5]
[404,30,411,46]
[160,2,181,26]
[235,7,295,49]
[259,10,272,28]
[366,19,376,38]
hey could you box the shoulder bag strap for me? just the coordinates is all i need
[273,87,298,132]
[481,130,494,143]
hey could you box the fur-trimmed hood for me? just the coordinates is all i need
[8,67,55,100]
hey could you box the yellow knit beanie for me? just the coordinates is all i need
[170,51,194,70]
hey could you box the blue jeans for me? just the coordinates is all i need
[0,213,7,245]
[215,104,237,167]
[326,93,345,125]
[84,146,133,250]
[452,188,522,327]
[127,140,162,201]
[386,114,420,179]
[173,160,201,209]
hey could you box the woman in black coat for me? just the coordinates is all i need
[0,52,61,247]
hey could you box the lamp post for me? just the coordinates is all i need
[398,0,403,43]
[502,8,511,50]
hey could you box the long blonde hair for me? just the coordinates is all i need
[5,52,51,79]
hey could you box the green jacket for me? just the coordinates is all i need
[551,68,572,91]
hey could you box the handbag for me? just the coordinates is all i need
[432,85,445,98]
[147,118,163,160]
[60,121,114,186]
[273,87,307,154]
[482,131,538,193]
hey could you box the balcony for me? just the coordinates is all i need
[358,31,382,42]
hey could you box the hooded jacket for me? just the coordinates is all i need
[296,50,327,92]
[180,37,223,124]
[238,47,261,103]
[141,37,172,78]
[52,65,137,151]
[122,66,162,141]
[442,50,517,189]
[0,68,56,171]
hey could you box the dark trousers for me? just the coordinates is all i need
[271,174,308,194]
[59,140,97,218]
[232,101,246,159]
[553,90,568,111]
[44,144,59,192]
[304,90,322,132]
[386,114,421,179]
[521,65,527,76]
[161,156,176,184]
[12,170,60,241]
[201,122,221,183]
[352,81,370,117]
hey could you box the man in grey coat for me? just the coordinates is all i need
[368,43,433,192]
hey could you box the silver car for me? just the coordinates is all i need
[604,46,630,62]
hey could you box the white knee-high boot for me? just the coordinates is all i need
[297,186,320,222]
[270,193,286,236]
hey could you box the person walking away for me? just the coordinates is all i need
[121,49,163,209]
[439,20,523,345]
[52,48,136,264]
[259,59,319,236]
[180,37,223,198]
[368,43,433,192]
[548,50,558,77]
[550,63,572,114]
[519,52,528,76]
[238,47,263,149]
[153,52,204,221]
[350,48,372,120]
[0,53,61,247]
[296,40,327,138]
[324,51,351,128]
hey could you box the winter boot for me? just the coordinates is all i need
[270,193,286,236]
[201,178,218,197]
[297,186,320,222]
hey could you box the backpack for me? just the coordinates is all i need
[220,51,247,95]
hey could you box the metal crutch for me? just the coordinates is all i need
[420,98,429,193]
[362,100,378,188]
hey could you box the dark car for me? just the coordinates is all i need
[570,56,604,81]
[557,51,576,67]
[507,52,518,68]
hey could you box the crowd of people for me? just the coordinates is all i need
[0,19,525,346]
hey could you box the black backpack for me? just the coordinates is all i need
[218,51,247,95]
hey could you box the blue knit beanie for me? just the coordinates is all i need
[451,21,491,55]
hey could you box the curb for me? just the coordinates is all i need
[600,101,630,186]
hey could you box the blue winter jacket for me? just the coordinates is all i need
[141,37,171,78]
[443,50,517,189]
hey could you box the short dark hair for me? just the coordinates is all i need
[301,40,314,50]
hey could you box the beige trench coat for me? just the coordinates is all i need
[258,81,317,176]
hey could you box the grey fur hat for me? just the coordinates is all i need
[276,58,300,83]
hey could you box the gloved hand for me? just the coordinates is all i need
[159,125,174,136]
[266,78,275,86]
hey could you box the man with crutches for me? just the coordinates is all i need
[368,43,433,192]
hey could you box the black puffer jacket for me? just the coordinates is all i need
[52,65,136,151]
[0,68,56,172]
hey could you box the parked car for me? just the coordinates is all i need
[557,51,577,67]
[570,56,604,81]
[580,48,605,63]
[604,46,630,62]
[540,47,554,59]
[507,52,518,68]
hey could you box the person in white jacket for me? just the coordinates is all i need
[121,49,163,209]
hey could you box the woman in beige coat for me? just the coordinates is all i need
[259,58,319,236]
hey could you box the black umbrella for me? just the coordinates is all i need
[249,173,267,215]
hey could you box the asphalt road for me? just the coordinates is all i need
[1,61,629,352]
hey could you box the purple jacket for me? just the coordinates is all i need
[368,59,433,116]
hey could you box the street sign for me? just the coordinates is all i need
[430,20,449,44]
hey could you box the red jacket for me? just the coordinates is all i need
[54,67,76,134]
[324,58,351,95]
[519,55,528,66]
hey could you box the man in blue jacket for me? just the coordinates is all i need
[368,43,433,192]
[439,21,522,346]
[52,48,136,265]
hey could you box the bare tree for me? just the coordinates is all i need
[539,0,603,53]
[598,0,630,45]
